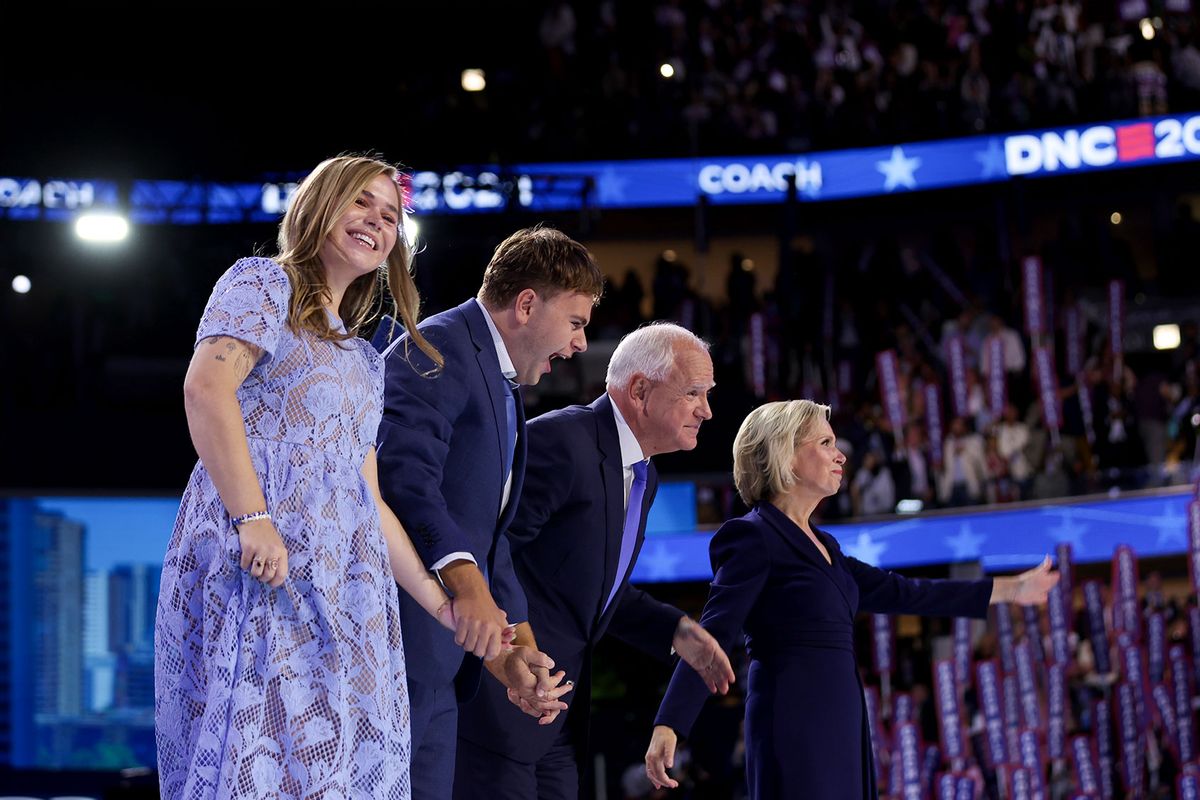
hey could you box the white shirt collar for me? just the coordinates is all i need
[608,395,647,470]
[474,297,517,381]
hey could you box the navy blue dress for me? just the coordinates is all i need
[654,502,993,799]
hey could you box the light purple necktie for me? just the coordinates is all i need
[602,460,648,615]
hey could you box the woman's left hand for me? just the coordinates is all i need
[1010,555,1060,605]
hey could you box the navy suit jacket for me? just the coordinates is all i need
[459,394,684,764]
[377,299,528,697]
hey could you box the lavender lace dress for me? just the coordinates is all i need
[154,257,410,799]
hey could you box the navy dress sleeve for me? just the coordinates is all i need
[833,535,993,619]
[654,517,769,737]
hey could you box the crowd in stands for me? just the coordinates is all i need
[496,0,1200,160]
[583,220,1200,520]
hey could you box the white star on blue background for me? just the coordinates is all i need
[596,167,630,204]
[1046,512,1089,555]
[876,146,922,191]
[638,540,683,580]
[843,530,887,565]
[1151,503,1188,549]
[945,522,986,560]
[973,138,1007,178]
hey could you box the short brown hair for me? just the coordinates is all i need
[478,225,604,309]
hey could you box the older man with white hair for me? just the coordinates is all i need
[454,322,735,800]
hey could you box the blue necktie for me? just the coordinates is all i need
[503,378,518,480]
[602,460,648,615]
[485,378,519,583]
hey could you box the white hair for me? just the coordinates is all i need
[605,322,710,390]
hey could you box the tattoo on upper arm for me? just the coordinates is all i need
[202,336,260,379]
[233,350,254,382]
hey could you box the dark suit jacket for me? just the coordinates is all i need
[655,502,993,799]
[377,299,528,697]
[459,394,684,763]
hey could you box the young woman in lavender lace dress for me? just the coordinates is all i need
[155,156,458,799]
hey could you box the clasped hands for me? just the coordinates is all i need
[489,644,574,725]
[438,569,573,723]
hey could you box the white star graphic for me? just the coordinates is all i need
[974,138,1007,179]
[637,540,683,581]
[945,522,986,560]
[843,530,887,566]
[1046,512,1089,556]
[1151,503,1188,550]
[596,167,630,204]
[876,146,922,191]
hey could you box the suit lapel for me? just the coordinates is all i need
[759,503,857,614]
[498,384,527,533]
[594,395,661,629]
[599,463,657,631]
[592,396,626,626]
[461,300,510,491]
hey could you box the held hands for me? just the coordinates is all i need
[645,725,681,790]
[672,616,735,695]
[237,518,289,588]
[437,562,512,660]
[432,598,518,650]
[435,599,456,632]
[491,646,574,725]
[450,586,511,660]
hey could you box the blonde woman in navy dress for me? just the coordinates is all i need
[646,400,1059,799]
[155,156,468,799]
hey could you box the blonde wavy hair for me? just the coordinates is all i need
[733,399,832,506]
[276,155,441,368]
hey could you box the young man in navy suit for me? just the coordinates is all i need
[377,227,604,800]
[454,323,736,799]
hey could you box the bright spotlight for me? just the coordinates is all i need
[75,213,129,243]
[12,275,31,294]
[660,63,675,79]
[1110,212,1122,225]
[462,69,486,92]
[403,214,420,245]
[1140,18,1155,40]
[1153,323,1181,350]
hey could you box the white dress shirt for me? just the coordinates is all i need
[610,396,649,508]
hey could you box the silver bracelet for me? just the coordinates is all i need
[231,510,271,527]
